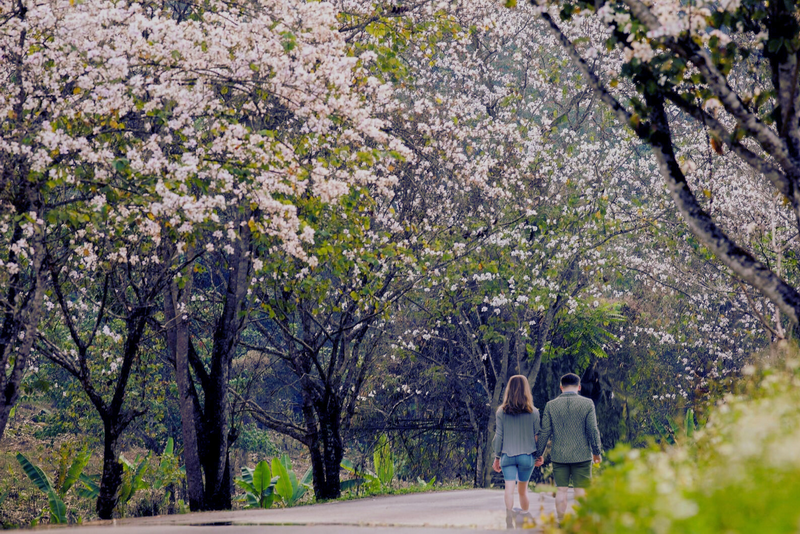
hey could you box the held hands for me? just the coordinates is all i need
[593,454,602,465]
[492,457,502,473]
[535,456,544,467]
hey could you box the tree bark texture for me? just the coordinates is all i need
[195,227,252,510]
[304,398,344,500]
[164,274,205,511]
[0,183,46,442]
[96,423,123,519]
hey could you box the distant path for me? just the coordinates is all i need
[42,488,571,533]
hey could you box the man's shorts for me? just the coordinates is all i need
[552,460,592,488]
[500,453,535,482]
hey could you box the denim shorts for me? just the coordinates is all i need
[500,453,535,482]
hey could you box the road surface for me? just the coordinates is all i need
[40,488,572,533]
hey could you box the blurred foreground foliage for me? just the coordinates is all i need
[561,350,800,534]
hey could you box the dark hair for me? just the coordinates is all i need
[501,375,534,415]
[561,373,581,387]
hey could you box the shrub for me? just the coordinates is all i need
[562,360,800,534]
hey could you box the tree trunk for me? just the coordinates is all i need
[201,375,233,510]
[303,398,344,500]
[481,410,497,487]
[95,310,149,518]
[197,225,252,511]
[320,402,343,499]
[96,422,123,519]
[0,195,46,442]
[164,278,204,511]
[307,432,327,500]
[526,297,561,389]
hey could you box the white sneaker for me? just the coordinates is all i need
[505,509,515,529]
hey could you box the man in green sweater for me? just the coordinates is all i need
[536,372,602,521]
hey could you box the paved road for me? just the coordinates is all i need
[44,488,570,533]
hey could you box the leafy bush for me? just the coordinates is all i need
[562,360,800,534]
[235,421,279,457]
[340,457,380,493]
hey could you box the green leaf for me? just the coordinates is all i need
[47,491,67,524]
[163,437,174,457]
[252,461,272,496]
[373,434,395,487]
[300,466,313,486]
[75,474,99,499]
[16,453,55,494]
[239,466,254,486]
[272,457,294,505]
[112,158,129,173]
[234,478,257,494]
[249,461,275,508]
[685,408,695,438]
[340,478,365,492]
[340,458,356,473]
[61,449,91,496]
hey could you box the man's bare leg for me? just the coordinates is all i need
[555,487,569,520]
[517,481,530,511]
[568,488,586,516]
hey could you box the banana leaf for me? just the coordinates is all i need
[61,449,91,496]
[300,466,313,486]
[16,453,55,494]
[47,490,67,524]
[340,478,365,492]
[75,473,100,500]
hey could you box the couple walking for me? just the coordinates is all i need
[492,373,602,525]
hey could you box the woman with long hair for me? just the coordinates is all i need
[492,374,540,527]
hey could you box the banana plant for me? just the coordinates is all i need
[152,437,184,492]
[373,434,395,488]
[236,460,279,508]
[416,475,436,489]
[684,408,696,438]
[340,458,380,493]
[652,408,699,444]
[16,449,92,525]
[117,451,151,515]
[271,454,311,507]
[75,473,100,499]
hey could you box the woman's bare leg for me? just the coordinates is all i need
[517,481,529,511]
[504,481,516,510]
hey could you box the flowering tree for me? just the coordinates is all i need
[34,220,175,518]
[144,0,404,511]
[346,0,636,486]
[529,0,800,324]
[1,0,401,514]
